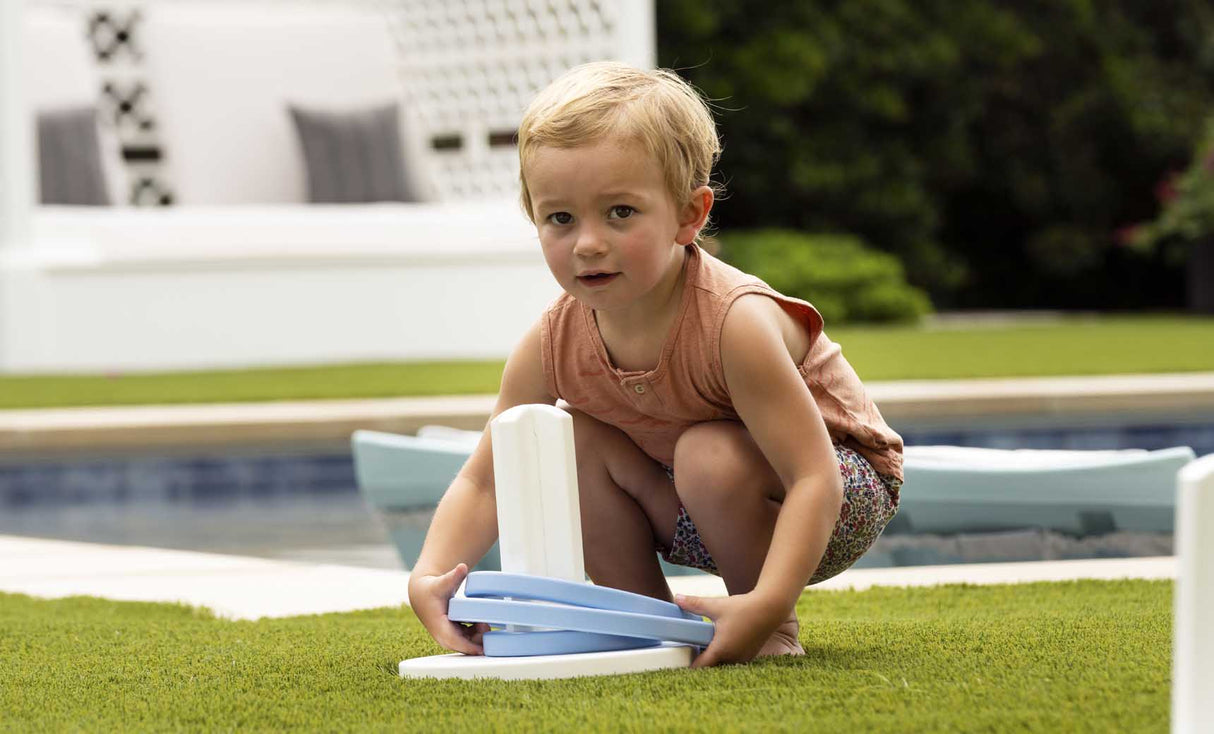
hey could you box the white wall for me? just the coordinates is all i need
[4,256,560,372]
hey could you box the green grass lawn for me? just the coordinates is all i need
[1,579,1171,732]
[3,315,1212,410]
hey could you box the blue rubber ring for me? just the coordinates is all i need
[449,597,715,647]
[465,572,701,621]
[483,630,659,657]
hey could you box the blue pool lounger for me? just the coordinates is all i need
[352,428,1196,571]
[895,445,1195,535]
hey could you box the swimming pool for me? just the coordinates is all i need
[2,417,1209,570]
[0,449,402,568]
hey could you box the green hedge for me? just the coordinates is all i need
[718,229,932,324]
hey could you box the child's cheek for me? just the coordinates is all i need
[539,239,575,288]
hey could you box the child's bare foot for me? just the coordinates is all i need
[756,611,805,658]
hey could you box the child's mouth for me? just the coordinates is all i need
[577,272,619,288]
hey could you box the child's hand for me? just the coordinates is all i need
[409,563,491,655]
[675,592,787,668]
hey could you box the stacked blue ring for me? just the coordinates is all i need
[450,572,715,657]
[480,630,660,657]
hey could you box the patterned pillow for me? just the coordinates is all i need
[37,106,112,206]
[289,103,415,203]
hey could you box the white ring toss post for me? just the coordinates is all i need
[1173,453,1214,733]
[490,404,585,582]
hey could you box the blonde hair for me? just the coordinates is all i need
[517,61,722,226]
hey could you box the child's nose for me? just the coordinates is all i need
[573,226,609,257]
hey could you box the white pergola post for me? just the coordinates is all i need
[0,0,33,250]
[0,0,33,371]
[619,0,656,70]
[1173,453,1214,733]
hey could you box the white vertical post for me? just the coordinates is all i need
[1173,453,1214,734]
[617,0,656,70]
[490,404,585,583]
[0,0,33,250]
[0,0,34,372]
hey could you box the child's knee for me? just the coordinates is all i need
[672,422,771,507]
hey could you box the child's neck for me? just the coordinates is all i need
[594,246,689,372]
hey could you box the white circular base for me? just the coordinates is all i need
[399,643,695,681]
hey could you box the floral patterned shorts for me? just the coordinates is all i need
[658,445,902,585]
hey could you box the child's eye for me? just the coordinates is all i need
[547,212,573,225]
[608,205,636,220]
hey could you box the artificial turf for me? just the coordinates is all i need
[1,579,1171,732]
[2,315,1212,410]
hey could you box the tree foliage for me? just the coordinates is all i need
[659,0,1214,308]
[1132,119,1214,261]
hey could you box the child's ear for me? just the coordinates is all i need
[675,186,715,246]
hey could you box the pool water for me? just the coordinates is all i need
[0,449,403,569]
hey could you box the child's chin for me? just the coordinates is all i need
[573,290,622,309]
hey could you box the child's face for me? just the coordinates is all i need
[526,139,695,312]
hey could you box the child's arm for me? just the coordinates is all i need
[676,295,844,667]
[407,318,555,654]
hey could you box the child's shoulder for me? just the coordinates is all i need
[684,248,825,371]
[693,246,776,304]
[693,248,822,333]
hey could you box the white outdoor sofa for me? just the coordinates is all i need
[12,1,559,373]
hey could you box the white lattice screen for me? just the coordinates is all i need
[385,0,654,199]
[29,0,655,203]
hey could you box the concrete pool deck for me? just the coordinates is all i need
[3,372,1214,456]
[0,534,1177,621]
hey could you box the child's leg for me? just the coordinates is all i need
[670,421,789,597]
[566,409,683,602]
[671,421,806,656]
[671,423,897,591]
[670,422,898,657]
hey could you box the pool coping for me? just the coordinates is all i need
[3,372,1214,457]
[0,535,1176,620]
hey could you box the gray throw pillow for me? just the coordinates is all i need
[37,106,112,206]
[289,103,415,203]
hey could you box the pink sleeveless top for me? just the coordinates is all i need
[539,244,904,480]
